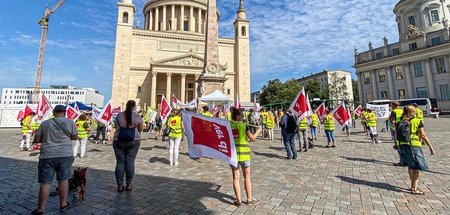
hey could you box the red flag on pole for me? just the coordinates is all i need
[331,102,350,129]
[160,95,172,123]
[24,105,34,118]
[66,105,81,121]
[97,100,112,125]
[172,95,179,108]
[74,103,80,112]
[17,110,25,122]
[289,87,310,120]
[315,102,326,121]
[37,93,52,117]
[235,94,241,110]
[182,110,238,167]
[354,105,363,116]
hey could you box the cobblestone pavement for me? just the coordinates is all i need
[1,118,450,215]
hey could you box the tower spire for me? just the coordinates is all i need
[239,0,245,11]
[237,0,246,19]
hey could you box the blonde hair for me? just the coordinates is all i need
[268,111,274,118]
[404,105,416,118]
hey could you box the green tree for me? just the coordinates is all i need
[277,79,301,103]
[352,79,359,102]
[259,79,283,105]
[304,79,326,99]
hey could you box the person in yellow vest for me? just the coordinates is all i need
[20,112,36,151]
[360,109,368,135]
[167,109,184,166]
[31,116,42,134]
[230,108,262,207]
[296,117,309,152]
[390,102,405,166]
[322,110,336,148]
[351,111,357,128]
[366,109,380,144]
[73,114,91,158]
[310,113,319,140]
[413,103,424,124]
[260,108,268,138]
[202,106,213,117]
[266,111,275,140]
[277,109,284,128]
[397,105,435,195]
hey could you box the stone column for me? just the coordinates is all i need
[166,73,172,99]
[371,70,378,100]
[162,5,167,31]
[181,74,186,103]
[197,8,202,33]
[144,12,148,30]
[180,5,184,31]
[171,5,176,31]
[149,9,153,30]
[424,59,436,98]
[357,72,364,104]
[386,66,395,99]
[189,6,194,32]
[404,63,414,98]
[151,71,158,108]
[194,74,199,99]
[155,7,159,31]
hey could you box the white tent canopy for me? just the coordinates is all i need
[199,90,232,102]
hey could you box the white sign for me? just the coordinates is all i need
[366,104,390,119]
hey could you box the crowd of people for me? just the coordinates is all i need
[26,99,436,214]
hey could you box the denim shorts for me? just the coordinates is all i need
[230,160,251,169]
[38,156,74,184]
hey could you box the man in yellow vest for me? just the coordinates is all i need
[366,109,380,144]
[351,111,357,128]
[390,101,404,166]
[202,106,213,117]
[74,114,91,158]
[260,108,268,138]
[20,112,36,151]
[310,113,319,140]
[322,110,336,148]
[297,117,309,152]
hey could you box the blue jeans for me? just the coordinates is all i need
[113,140,141,186]
[283,133,297,159]
[310,126,317,138]
[325,130,335,144]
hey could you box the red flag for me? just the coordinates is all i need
[37,93,52,117]
[97,100,112,125]
[354,105,363,116]
[17,110,24,121]
[66,105,81,121]
[289,87,311,119]
[331,102,350,129]
[24,105,34,118]
[315,102,326,121]
[112,106,121,114]
[160,95,172,123]
[235,94,241,109]
[74,103,80,112]
[172,95,179,108]
[182,111,238,167]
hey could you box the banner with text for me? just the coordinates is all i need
[366,104,390,119]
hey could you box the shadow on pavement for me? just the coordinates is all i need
[148,157,171,165]
[0,157,234,214]
[336,176,407,193]
[252,151,285,159]
[340,156,393,165]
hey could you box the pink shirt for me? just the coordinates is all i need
[113,111,143,141]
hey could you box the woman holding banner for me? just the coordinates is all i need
[230,108,262,206]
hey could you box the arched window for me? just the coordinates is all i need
[123,12,129,23]
[241,26,246,36]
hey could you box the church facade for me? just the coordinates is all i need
[111,0,251,109]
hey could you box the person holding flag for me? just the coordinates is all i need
[167,109,184,166]
[21,112,37,151]
[73,114,92,158]
[230,108,262,206]
[322,110,336,148]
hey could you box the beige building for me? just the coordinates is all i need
[354,0,450,108]
[111,0,251,109]
[297,69,354,102]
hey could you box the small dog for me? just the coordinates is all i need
[70,167,88,201]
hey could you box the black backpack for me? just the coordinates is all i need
[286,115,297,133]
[396,119,411,142]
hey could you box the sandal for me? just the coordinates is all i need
[232,201,242,207]
[60,202,72,212]
[411,189,425,195]
[30,209,44,215]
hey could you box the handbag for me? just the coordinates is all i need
[117,119,135,143]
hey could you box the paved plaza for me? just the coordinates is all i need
[1,118,450,215]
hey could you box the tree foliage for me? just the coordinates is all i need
[259,79,283,105]
[304,79,326,99]
[352,79,359,102]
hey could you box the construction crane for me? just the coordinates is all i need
[33,0,65,103]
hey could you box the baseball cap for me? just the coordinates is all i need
[54,105,66,112]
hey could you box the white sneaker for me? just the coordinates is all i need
[174,162,179,166]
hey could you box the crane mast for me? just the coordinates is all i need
[32,0,64,103]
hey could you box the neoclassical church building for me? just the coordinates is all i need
[354,0,450,109]
[111,0,251,109]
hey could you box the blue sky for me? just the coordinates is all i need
[0,0,400,103]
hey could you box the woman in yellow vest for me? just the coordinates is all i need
[322,110,336,148]
[74,114,91,158]
[230,108,262,206]
[266,111,275,140]
[297,117,309,152]
[310,113,319,140]
[20,112,36,151]
[366,109,380,144]
[360,109,368,135]
[397,105,435,195]
[167,109,184,166]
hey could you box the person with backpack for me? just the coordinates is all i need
[167,109,183,166]
[113,100,143,192]
[322,110,336,148]
[280,110,298,159]
[396,105,435,195]
[391,102,404,166]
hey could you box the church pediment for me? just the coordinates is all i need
[151,53,204,68]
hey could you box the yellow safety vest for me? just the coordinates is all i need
[324,114,335,131]
[311,114,318,127]
[298,118,308,131]
[398,118,422,147]
[261,112,268,124]
[31,119,40,132]
[168,116,183,138]
[76,120,88,139]
[230,121,250,162]
[351,112,356,120]
[202,112,213,117]
[360,112,367,123]
[416,108,424,123]
[266,116,275,129]
[227,112,232,121]
[368,113,377,127]
[22,116,32,135]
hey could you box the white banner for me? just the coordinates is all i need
[182,110,238,167]
[366,104,390,119]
